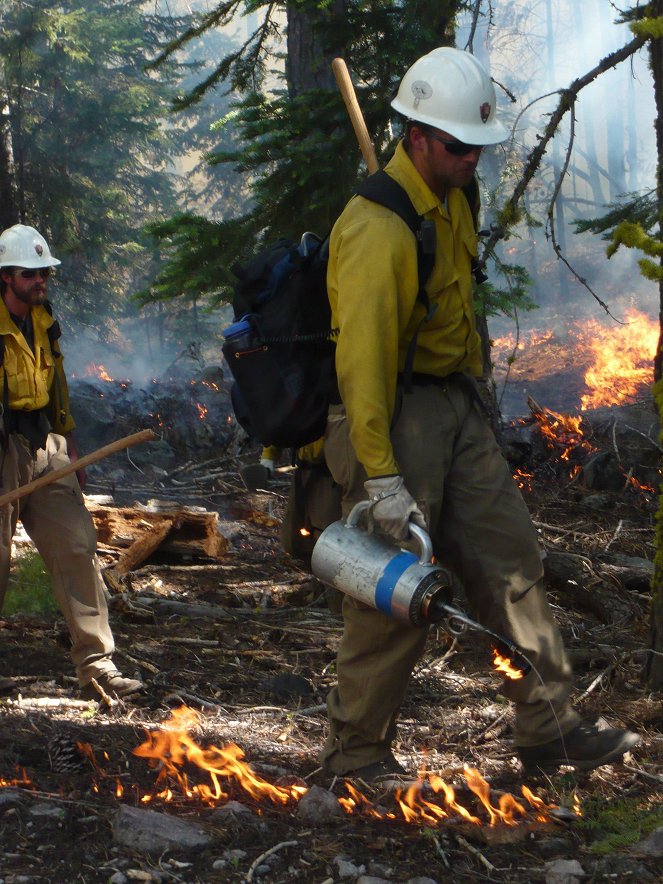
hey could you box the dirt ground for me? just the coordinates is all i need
[1,455,662,883]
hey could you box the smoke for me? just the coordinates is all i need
[458,0,658,338]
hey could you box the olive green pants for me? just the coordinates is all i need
[0,433,117,685]
[320,377,581,774]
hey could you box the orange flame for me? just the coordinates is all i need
[493,649,525,680]
[580,309,657,410]
[84,362,113,382]
[133,706,306,806]
[195,402,209,421]
[0,706,568,829]
[125,707,563,828]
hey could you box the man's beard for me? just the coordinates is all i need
[15,288,47,306]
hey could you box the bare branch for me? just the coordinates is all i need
[479,33,648,265]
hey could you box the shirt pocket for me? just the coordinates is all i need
[1,347,26,403]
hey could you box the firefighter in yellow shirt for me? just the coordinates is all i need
[319,48,639,780]
[0,224,143,701]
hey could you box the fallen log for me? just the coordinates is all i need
[88,501,228,563]
[114,518,175,575]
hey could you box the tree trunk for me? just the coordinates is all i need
[647,0,663,687]
[0,89,19,229]
[285,0,347,97]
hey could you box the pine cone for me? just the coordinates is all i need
[47,735,87,775]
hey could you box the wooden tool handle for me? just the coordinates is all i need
[332,57,379,175]
[0,428,156,508]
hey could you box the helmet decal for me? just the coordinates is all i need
[35,243,43,256]
[480,102,491,123]
[411,80,433,109]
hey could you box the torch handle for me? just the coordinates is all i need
[332,58,379,175]
[0,428,156,508]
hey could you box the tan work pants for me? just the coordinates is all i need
[0,433,116,685]
[320,377,581,774]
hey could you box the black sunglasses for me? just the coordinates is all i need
[427,132,483,156]
[18,267,52,279]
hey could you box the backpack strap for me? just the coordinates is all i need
[356,171,483,391]
[356,171,436,392]
[0,334,7,439]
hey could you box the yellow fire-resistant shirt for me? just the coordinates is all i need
[327,140,483,479]
[0,299,75,435]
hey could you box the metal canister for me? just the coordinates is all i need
[311,501,453,627]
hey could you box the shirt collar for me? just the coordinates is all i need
[384,140,442,217]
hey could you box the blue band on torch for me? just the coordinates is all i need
[375,551,418,616]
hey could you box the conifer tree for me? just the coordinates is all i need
[139,1,464,310]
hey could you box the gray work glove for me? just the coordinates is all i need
[364,475,426,542]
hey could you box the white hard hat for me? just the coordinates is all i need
[391,47,508,145]
[0,224,61,269]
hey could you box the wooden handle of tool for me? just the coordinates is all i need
[332,57,379,175]
[0,428,156,508]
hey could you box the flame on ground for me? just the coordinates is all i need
[492,309,658,411]
[127,706,561,828]
[580,309,658,410]
[0,706,569,829]
[84,362,113,382]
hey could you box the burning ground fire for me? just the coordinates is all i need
[1,706,574,831]
[492,307,658,411]
[494,310,659,494]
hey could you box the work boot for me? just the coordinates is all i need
[80,672,144,701]
[327,753,415,789]
[517,719,640,773]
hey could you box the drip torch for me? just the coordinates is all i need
[311,501,531,676]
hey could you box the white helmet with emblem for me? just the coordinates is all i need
[0,224,61,269]
[391,47,508,145]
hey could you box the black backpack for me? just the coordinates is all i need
[222,171,479,449]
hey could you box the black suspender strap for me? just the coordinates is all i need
[355,171,436,392]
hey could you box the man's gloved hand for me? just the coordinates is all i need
[364,475,426,542]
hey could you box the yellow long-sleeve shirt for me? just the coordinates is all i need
[327,141,482,478]
[0,299,75,435]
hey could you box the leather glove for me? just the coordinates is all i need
[364,475,426,542]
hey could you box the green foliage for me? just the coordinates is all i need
[475,262,538,319]
[135,212,258,307]
[573,189,663,278]
[0,0,199,333]
[574,190,658,239]
[139,0,469,307]
[2,551,57,617]
[630,14,663,39]
[576,794,663,854]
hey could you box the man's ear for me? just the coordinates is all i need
[408,124,429,152]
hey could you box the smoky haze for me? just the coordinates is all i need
[63,1,658,399]
[458,0,658,336]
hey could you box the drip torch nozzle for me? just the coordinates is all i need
[428,600,531,677]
